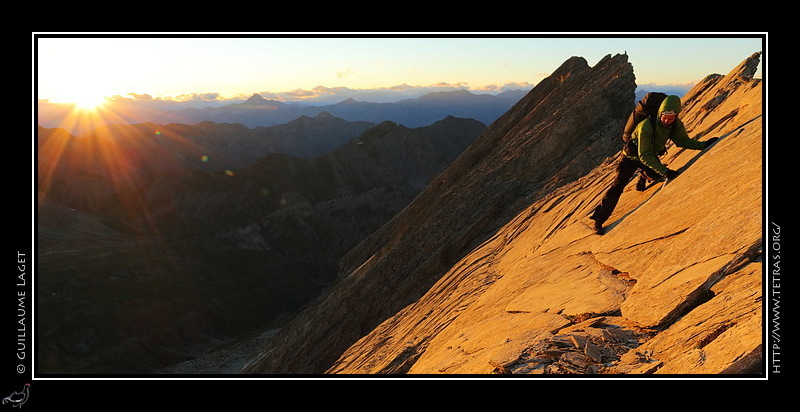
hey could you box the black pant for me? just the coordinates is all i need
[590,155,662,225]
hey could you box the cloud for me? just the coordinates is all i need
[95,80,691,111]
[98,81,540,108]
[280,89,319,100]
[281,82,530,104]
[122,93,154,101]
[336,68,357,79]
[285,83,486,104]
[179,92,223,102]
[109,92,225,103]
[472,82,536,93]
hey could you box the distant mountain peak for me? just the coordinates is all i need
[245,93,267,104]
[418,89,476,101]
[242,93,285,107]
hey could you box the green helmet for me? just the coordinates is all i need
[659,95,681,116]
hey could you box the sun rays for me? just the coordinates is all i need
[73,95,108,111]
[36,102,208,237]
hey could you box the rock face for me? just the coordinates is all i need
[240,52,763,375]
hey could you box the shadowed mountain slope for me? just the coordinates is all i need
[36,114,485,374]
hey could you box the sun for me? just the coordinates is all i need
[70,92,109,111]
[50,86,110,111]
[48,88,119,133]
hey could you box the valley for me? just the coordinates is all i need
[36,108,488,374]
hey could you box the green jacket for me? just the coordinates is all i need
[631,96,706,176]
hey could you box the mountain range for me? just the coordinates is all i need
[36,89,528,136]
[37,110,486,373]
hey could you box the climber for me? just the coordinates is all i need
[586,95,717,235]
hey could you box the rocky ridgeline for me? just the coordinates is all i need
[241,52,763,376]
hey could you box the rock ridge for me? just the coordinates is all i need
[240,52,763,376]
[240,53,638,374]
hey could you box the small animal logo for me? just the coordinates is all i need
[2,384,29,408]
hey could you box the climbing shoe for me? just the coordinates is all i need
[635,175,647,191]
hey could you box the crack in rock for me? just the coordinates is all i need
[604,228,689,254]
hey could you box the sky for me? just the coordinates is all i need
[34,34,765,105]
